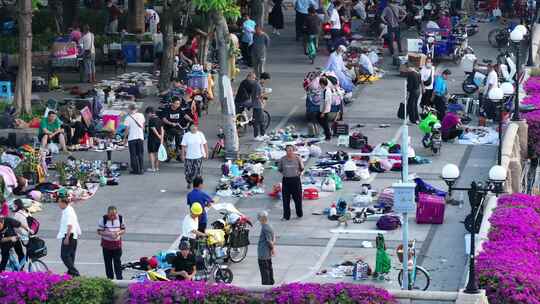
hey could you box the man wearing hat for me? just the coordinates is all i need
[170,241,197,281]
[56,188,81,276]
[181,202,206,250]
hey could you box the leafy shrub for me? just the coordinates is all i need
[263,283,397,304]
[49,277,116,304]
[477,194,540,304]
[126,281,257,304]
[0,272,70,304]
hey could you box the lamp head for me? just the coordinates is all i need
[489,165,507,182]
[510,26,526,42]
[488,87,504,102]
[442,163,460,183]
[501,82,515,95]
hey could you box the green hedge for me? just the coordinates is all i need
[49,277,116,304]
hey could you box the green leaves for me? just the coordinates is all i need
[192,0,240,20]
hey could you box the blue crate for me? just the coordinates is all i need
[122,43,138,63]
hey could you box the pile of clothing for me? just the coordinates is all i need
[216,161,265,197]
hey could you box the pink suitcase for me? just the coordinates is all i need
[416,193,445,224]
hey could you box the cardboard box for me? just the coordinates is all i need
[407,53,426,68]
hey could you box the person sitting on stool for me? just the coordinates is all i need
[39,110,68,152]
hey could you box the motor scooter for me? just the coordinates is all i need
[419,108,442,155]
[461,50,516,95]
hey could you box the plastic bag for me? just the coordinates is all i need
[157,144,167,162]
[330,172,343,190]
[321,177,336,192]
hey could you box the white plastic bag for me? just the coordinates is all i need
[321,177,336,192]
[47,143,59,154]
[158,144,167,162]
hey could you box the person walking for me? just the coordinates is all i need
[304,6,321,62]
[181,203,206,249]
[145,107,164,172]
[162,97,194,162]
[105,0,123,33]
[406,67,421,124]
[187,177,214,233]
[252,72,271,141]
[81,25,96,83]
[420,58,435,109]
[432,69,451,121]
[269,0,285,35]
[251,26,270,79]
[123,104,146,175]
[97,206,125,280]
[381,0,406,55]
[240,14,256,67]
[318,77,333,140]
[257,211,275,285]
[278,145,304,221]
[181,125,208,189]
[328,1,343,50]
[56,189,81,276]
[295,0,319,41]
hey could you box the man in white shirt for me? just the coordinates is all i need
[145,8,160,34]
[181,125,208,189]
[329,2,342,48]
[358,50,374,76]
[123,104,146,174]
[181,202,206,249]
[56,188,82,276]
[483,64,500,119]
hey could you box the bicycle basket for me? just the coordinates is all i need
[206,229,225,246]
[229,228,250,248]
[27,237,47,259]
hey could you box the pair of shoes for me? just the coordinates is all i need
[147,168,157,172]
[280,217,290,221]
[254,136,265,141]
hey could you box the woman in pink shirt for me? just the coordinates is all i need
[441,112,463,141]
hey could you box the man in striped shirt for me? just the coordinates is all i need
[97,206,125,280]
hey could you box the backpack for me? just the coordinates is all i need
[102,215,123,228]
[376,215,401,230]
[26,215,40,235]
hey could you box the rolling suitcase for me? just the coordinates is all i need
[416,193,445,224]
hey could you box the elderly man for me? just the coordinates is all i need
[257,211,275,285]
[325,45,355,93]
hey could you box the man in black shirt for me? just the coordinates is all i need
[162,98,193,161]
[170,241,196,280]
[0,217,25,272]
[234,72,257,114]
[406,67,421,124]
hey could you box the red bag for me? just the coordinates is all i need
[303,188,319,200]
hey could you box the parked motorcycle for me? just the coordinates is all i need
[461,50,516,94]
[211,203,252,263]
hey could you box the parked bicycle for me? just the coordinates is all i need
[211,127,225,159]
[6,238,48,273]
[396,239,430,290]
[194,235,233,283]
[235,88,272,137]
[211,203,252,263]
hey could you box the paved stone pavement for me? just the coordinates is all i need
[31,10,501,294]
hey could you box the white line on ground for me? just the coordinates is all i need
[43,260,104,265]
[292,233,339,282]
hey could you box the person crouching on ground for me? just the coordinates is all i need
[441,112,464,142]
[170,241,197,281]
[39,110,68,153]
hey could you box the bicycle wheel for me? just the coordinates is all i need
[228,246,248,263]
[398,266,430,290]
[235,114,248,137]
[262,110,271,131]
[28,259,49,273]
[213,267,233,283]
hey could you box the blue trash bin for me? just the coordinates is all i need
[122,43,138,63]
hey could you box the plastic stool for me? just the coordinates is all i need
[338,135,349,147]
[0,81,13,101]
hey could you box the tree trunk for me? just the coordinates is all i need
[14,0,32,116]
[197,23,214,66]
[210,10,239,159]
[49,0,63,34]
[159,12,174,91]
[128,0,145,34]
[62,0,79,32]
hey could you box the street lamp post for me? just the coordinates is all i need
[441,164,507,294]
[488,87,504,165]
[510,25,528,121]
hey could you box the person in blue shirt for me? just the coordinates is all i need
[432,69,451,121]
[187,176,214,233]
[241,14,257,67]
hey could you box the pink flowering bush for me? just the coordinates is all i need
[524,110,540,155]
[126,280,256,304]
[477,194,540,304]
[0,272,70,304]
[263,283,397,304]
[524,76,540,95]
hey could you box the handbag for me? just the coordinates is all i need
[158,144,167,162]
[397,102,405,119]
